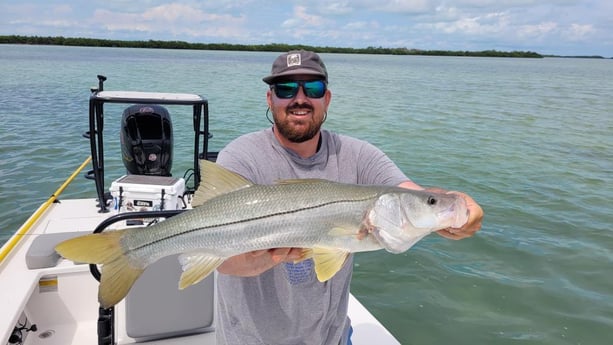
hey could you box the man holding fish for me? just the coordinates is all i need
[214,50,483,345]
[56,49,482,345]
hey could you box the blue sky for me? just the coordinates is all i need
[1,0,611,57]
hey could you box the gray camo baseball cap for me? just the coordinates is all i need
[263,50,328,84]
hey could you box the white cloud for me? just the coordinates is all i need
[564,23,594,41]
[418,10,509,36]
[344,21,380,31]
[372,0,433,13]
[52,4,73,16]
[517,21,558,39]
[91,3,246,38]
[282,5,328,28]
[141,3,207,22]
[321,1,354,15]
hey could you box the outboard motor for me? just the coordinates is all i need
[120,104,173,176]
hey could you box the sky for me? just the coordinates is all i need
[1,0,612,57]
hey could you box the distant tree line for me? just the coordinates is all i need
[0,35,549,58]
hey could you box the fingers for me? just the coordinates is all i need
[248,249,270,257]
[269,248,303,263]
[218,248,304,276]
[437,191,484,240]
[270,248,291,263]
[248,248,302,262]
[436,227,471,240]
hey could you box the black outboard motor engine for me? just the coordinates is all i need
[120,104,173,176]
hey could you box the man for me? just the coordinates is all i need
[215,50,483,345]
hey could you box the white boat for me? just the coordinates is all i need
[0,76,400,345]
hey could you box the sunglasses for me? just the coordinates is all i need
[271,80,327,99]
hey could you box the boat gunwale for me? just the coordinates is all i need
[0,156,92,266]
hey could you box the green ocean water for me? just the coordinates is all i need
[1,45,611,344]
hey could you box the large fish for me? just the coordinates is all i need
[56,160,469,308]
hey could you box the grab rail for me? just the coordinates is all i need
[0,156,92,265]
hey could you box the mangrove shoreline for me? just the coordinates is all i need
[1,35,609,59]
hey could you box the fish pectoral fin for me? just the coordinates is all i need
[178,253,225,289]
[328,226,359,237]
[312,247,350,282]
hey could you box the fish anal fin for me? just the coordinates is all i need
[192,160,253,207]
[178,252,225,289]
[312,247,350,282]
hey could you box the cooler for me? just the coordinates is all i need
[110,175,186,214]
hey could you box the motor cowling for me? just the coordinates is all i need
[120,104,173,176]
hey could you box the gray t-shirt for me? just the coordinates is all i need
[215,127,410,345]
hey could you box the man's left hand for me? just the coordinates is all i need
[437,191,483,240]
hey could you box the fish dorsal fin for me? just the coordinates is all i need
[192,160,253,207]
[178,252,225,289]
[276,178,331,185]
[311,247,350,282]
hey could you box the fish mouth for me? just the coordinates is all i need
[438,200,469,228]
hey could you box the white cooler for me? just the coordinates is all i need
[110,175,186,213]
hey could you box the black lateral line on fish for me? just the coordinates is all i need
[130,195,376,251]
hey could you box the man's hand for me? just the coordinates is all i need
[398,182,483,240]
[217,248,303,277]
[437,191,483,240]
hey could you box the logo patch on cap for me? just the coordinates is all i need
[287,53,301,67]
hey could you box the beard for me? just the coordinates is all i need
[272,105,324,143]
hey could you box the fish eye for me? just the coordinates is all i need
[427,196,437,205]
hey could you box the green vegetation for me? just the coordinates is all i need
[542,54,608,59]
[0,35,547,58]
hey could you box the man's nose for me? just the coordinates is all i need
[293,85,308,100]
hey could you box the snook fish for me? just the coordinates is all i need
[56,160,469,308]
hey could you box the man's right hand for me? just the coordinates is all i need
[217,248,304,277]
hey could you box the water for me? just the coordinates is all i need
[1,45,612,345]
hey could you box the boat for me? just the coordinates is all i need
[0,76,401,345]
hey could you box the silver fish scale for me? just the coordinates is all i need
[121,181,395,265]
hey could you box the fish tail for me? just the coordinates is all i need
[55,230,127,264]
[55,230,145,308]
[98,252,145,308]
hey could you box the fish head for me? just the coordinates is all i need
[367,190,469,253]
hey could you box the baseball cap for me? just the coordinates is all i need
[263,50,328,84]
